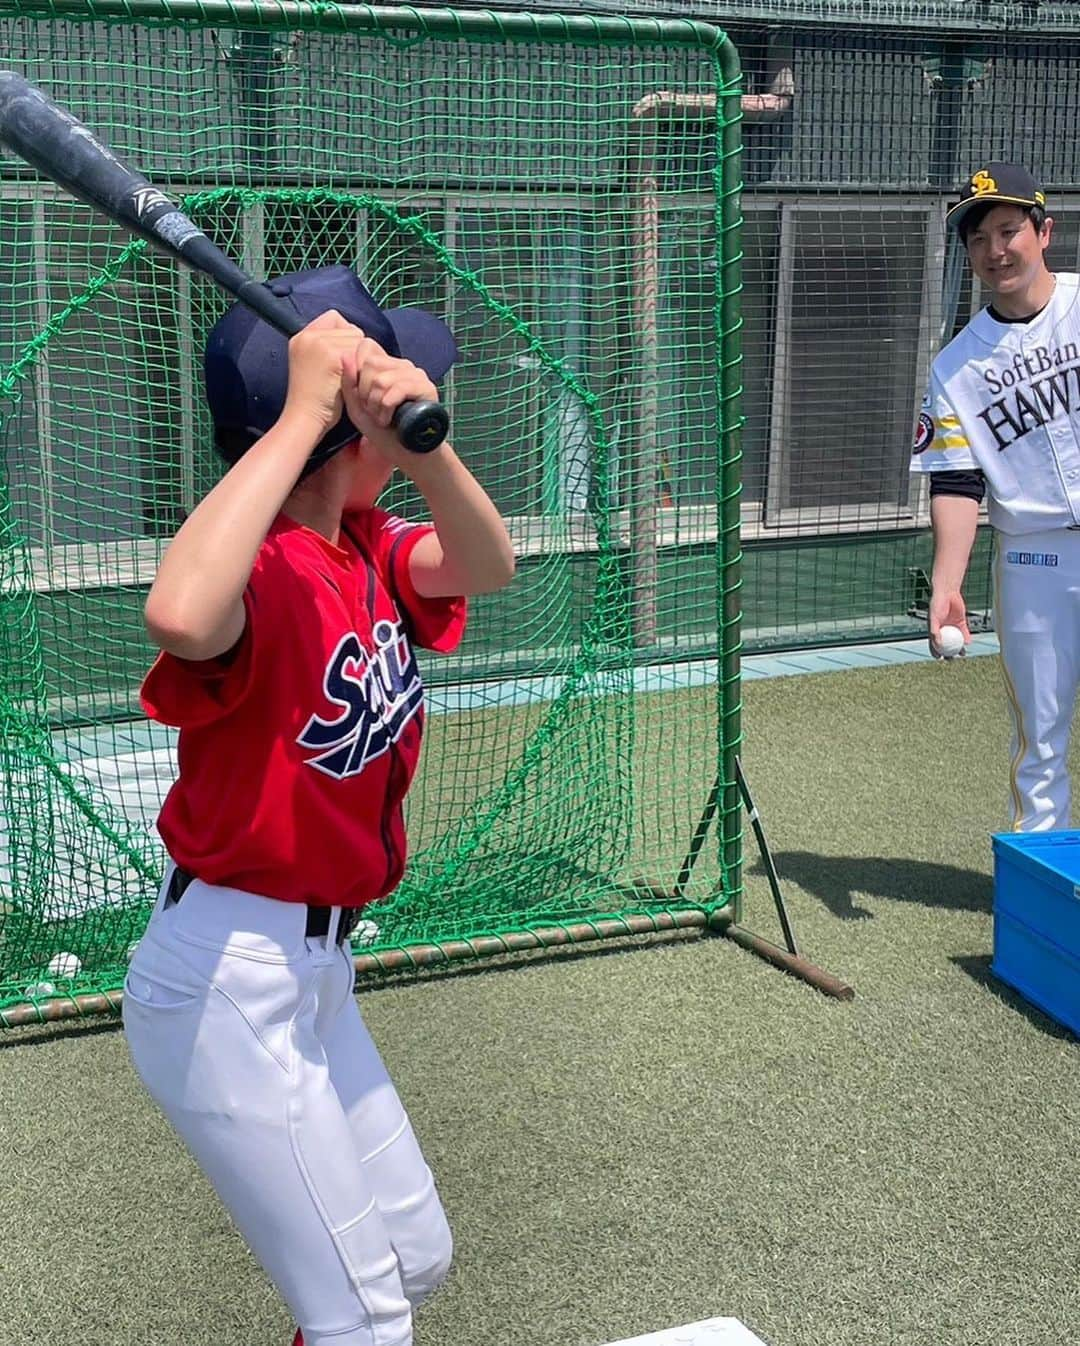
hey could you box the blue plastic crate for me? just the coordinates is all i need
[991,831,1080,1036]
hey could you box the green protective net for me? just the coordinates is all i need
[0,2,743,1020]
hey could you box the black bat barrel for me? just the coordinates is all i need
[0,71,449,454]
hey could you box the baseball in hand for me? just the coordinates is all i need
[937,624,965,659]
[46,951,81,979]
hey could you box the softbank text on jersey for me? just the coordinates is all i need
[978,343,1080,449]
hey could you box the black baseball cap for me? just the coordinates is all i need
[946,163,1047,231]
[203,265,458,472]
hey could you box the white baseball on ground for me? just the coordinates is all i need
[352,920,380,947]
[46,951,81,979]
[25,981,56,998]
[937,624,966,659]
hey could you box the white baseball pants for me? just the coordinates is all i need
[995,527,1080,832]
[122,869,452,1346]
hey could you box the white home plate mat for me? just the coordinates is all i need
[603,1320,768,1346]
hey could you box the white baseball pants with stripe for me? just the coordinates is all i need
[995,527,1080,832]
[122,869,452,1346]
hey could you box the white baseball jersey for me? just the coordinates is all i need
[910,271,1080,534]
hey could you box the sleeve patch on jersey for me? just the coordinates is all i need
[913,411,935,454]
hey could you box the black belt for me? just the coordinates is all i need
[166,868,362,944]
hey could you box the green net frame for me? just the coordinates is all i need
[0,1,744,1023]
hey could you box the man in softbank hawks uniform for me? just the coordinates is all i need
[911,163,1080,831]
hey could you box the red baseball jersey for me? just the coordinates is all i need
[140,509,466,907]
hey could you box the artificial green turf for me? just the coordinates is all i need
[1,653,1078,1346]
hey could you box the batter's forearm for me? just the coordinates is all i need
[930,493,980,593]
[145,409,325,657]
[405,443,515,596]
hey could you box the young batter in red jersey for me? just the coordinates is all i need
[122,266,515,1346]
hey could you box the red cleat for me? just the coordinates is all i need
[291,1333,303,1346]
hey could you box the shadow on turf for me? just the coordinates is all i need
[752,851,993,920]
[951,953,1078,1041]
[0,1014,123,1051]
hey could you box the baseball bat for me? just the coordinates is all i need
[0,71,449,454]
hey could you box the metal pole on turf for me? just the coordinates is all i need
[674,756,798,959]
[735,755,798,956]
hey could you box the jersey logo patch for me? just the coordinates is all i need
[913,411,935,454]
[297,623,423,779]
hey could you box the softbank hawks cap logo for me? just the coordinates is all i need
[946,162,1045,228]
[297,623,423,778]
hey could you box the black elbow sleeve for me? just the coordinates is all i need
[929,470,986,503]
